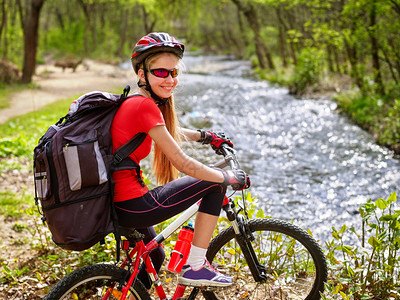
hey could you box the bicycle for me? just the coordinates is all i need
[44,144,328,300]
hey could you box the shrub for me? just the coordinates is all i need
[289,47,324,95]
[323,192,400,299]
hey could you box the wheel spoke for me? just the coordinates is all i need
[44,264,150,300]
[204,218,327,300]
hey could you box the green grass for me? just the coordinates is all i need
[0,191,31,218]
[335,92,400,151]
[0,94,83,220]
[0,86,124,159]
[1,97,72,136]
[0,97,73,158]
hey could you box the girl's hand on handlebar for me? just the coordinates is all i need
[197,130,234,155]
[222,170,251,190]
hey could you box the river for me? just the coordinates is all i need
[173,54,400,244]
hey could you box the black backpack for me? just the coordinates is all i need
[33,86,146,252]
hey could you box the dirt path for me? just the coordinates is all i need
[0,60,132,124]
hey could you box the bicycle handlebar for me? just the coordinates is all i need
[213,143,241,170]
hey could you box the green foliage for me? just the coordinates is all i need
[2,0,400,92]
[0,263,30,285]
[375,99,400,149]
[323,192,400,299]
[254,63,292,86]
[335,92,380,127]
[335,89,400,152]
[0,15,24,67]
[289,47,324,95]
[43,22,86,58]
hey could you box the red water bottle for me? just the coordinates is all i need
[168,223,194,273]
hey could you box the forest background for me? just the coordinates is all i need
[0,0,399,152]
[0,0,399,299]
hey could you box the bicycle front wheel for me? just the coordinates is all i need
[203,218,327,300]
[44,264,151,300]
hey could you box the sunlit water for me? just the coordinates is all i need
[172,54,400,244]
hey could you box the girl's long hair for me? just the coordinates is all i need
[143,53,181,185]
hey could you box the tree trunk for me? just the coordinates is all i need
[381,45,399,84]
[275,6,297,65]
[55,7,64,32]
[387,38,400,79]
[232,0,275,70]
[0,0,6,41]
[344,36,363,91]
[116,8,129,58]
[369,0,384,95]
[19,0,46,84]
[141,4,156,33]
[333,47,342,74]
[389,0,400,16]
[236,6,248,50]
[0,0,7,59]
[327,45,335,73]
[77,0,91,56]
[278,24,287,67]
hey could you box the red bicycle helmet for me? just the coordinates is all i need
[131,32,184,73]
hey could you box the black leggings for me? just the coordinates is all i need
[114,176,227,288]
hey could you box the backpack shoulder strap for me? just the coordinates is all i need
[113,132,147,165]
[112,132,147,187]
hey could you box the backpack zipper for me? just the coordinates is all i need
[64,138,97,151]
[46,140,60,204]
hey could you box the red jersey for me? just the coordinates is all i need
[111,96,165,202]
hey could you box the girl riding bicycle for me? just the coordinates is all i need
[111,32,250,289]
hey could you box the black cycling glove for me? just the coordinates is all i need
[222,169,251,190]
[198,130,233,155]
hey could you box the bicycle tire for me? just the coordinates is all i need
[202,218,327,300]
[44,263,151,300]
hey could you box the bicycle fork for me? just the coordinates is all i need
[222,199,267,282]
[188,198,268,300]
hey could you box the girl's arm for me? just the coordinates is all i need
[149,125,224,183]
[178,127,201,142]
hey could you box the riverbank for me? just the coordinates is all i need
[335,91,400,155]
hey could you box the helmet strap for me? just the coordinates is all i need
[137,81,146,88]
[139,65,169,107]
